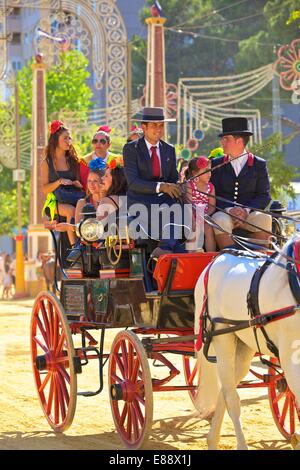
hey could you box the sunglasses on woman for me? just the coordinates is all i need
[92,138,108,145]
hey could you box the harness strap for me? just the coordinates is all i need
[287,242,300,304]
[247,252,278,317]
[195,260,215,352]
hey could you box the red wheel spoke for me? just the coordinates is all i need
[33,336,48,354]
[272,391,285,405]
[111,373,123,385]
[46,374,54,416]
[40,300,51,345]
[136,394,145,407]
[114,352,125,379]
[279,395,289,426]
[39,371,51,393]
[289,395,295,435]
[55,332,66,357]
[131,403,139,441]
[56,372,67,421]
[126,403,132,440]
[132,400,144,428]
[36,316,49,347]
[120,403,128,427]
[57,364,70,385]
[120,340,129,379]
[53,311,59,350]
[46,300,54,347]
[57,368,70,405]
[128,343,133,380]
[53,374,60,425]
[131,357,140,382]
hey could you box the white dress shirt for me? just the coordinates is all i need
[230,150,248,177]
[144,138,162,193]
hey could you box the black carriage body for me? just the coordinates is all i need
[60,277,194,329]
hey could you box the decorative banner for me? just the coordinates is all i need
[180,148,191,160]
[199,120,210,132]
[186,138,199,151]
[275,38,300,91]
[193,129,205,141]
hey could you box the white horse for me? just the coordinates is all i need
[194,236,300,450]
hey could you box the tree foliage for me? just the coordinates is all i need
[250,133,298,200]
[17,50,93,121]
[0,50,93,236]
[0,180,30,236]
[133,1,299,113]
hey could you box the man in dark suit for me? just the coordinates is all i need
[211,117,272,249]
[123,107,183,254]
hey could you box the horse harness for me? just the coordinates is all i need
[198,241,300,366]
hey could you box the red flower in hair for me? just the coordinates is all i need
[108,156,124,170]
[109,159,117,170]
[196,156,209,169]
[97,125,112,134]
[49,120,65,135]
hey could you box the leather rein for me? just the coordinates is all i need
[199,240,300,369]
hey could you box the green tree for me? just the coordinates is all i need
[133,1,299,114]
[0,180,30,236]
[0,50,94,236]
[250,133,297,200]
[17,50,93,121]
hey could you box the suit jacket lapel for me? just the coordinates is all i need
[138,137,152,175]
[159,141,167,179]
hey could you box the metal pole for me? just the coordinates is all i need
[15,83,22,233]
[14,82,25,297]
[127,42,132,134]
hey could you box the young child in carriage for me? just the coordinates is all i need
[184,156,216,252]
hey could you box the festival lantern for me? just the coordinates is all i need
[275,39,300,91]
[180,148,191,160]
[186,138,199,152]
[193,129,205,141]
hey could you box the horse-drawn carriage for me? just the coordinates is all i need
[30,206,300,449]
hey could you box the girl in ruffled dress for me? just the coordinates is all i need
[185,156,216,252]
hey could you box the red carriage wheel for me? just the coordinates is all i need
[268,357,300,441]
[182,355,200,405]
[30,291,77,432]
[109,331,153,449]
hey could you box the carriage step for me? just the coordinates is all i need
[77,390,100,397]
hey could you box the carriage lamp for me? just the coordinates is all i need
[76,218,104,242]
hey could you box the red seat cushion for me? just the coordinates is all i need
[153,252,217,293]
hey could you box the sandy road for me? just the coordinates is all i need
[0,297,293,450]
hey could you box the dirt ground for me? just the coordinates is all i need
[0,297,293,451]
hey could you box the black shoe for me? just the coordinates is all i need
[66,247,81,264]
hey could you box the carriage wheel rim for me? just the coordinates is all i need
[268,358,300,441]
[30,291,77,432]
[109,331,153,449]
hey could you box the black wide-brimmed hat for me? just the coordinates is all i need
[135,107,176,122]
[218,117,253,137]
